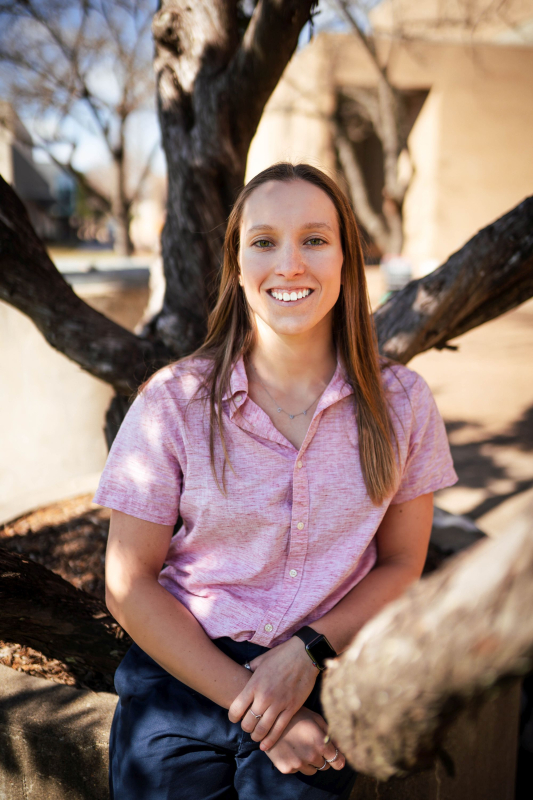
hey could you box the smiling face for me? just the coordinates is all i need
[238,179,344,343]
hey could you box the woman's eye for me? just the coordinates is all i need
[254,239,273,248]
[307,237,325,246]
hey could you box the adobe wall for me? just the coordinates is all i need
[0,278,148,524]
[247,34,533,274]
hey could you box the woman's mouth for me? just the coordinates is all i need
[268,288,314,303]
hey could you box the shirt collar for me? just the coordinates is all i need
[222,355,249,404]
[222,353,353,415]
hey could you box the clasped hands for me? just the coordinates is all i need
[227,636,345,776]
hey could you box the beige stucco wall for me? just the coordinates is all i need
[247,34,533,272]
[0,284,148,524]
[421,44,533,263]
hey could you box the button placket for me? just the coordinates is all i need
[272,460,308,622]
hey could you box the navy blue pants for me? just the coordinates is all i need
[110,637,357,800]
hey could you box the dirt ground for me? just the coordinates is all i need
[1,272,532,686]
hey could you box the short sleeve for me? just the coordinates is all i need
[93,383,183,525]
[390,374,458,505]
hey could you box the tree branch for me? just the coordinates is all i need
[0,176,172,394]
[0,548,130,685]
[226,0,317,157]
[322,516,533,780]
[375,195,533,362]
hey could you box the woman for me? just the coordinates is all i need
[95,163,457,800]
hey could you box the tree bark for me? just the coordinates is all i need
[0,175,172,394]
[0,549,131,684]
[151,0,317,354]
[322,519,533,781]
[375,195,533,362]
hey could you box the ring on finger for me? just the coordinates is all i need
[325,748,339,764]
[317,758,328,771]
[248,709,262,719]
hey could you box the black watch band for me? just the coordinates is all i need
[293,626,337,671]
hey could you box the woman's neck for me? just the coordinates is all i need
[248,317,337,396]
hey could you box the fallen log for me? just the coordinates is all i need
[322,522,533,781]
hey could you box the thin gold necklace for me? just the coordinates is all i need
[250,362,323,420]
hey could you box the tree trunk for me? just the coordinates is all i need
[0,550,130,687]
[321,519,533,781]
[151,0,317,355]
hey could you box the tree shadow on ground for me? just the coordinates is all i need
[445,403,533,522]
[0,508,109,600]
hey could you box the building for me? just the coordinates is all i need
[246,9,533,275]
[0,102,77,242]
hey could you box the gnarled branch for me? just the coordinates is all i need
[375,195,533,362]
[0,175,172,394]
[227,0,317,159]
[0,549,131,683]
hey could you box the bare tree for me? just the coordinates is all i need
[0,0,158,254]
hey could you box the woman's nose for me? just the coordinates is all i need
[274,242,305,277]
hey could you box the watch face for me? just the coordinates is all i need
[308,636,336,668]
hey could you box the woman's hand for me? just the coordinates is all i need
[228,636,319,750]
[264,707,346,775]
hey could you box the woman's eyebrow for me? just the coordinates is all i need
[246,222,333,233]
[247,224,275,233]
[301,222,334,231]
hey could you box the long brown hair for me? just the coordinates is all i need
[191,162,397,504]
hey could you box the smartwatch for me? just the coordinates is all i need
[293,626,337,671]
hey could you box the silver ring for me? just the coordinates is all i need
[325,748,339,764]
[249,709,262,719]
[243,662,252,670]
[317,758,328,771]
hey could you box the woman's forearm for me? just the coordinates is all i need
[310,558,420,653]
[108,576,251,709]
[312,494,434,653]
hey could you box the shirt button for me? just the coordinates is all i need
[235,394,242,403]
[297,460,303,469]
[289,569,297,577]
[297,522,304,530]
[264,623,273,632]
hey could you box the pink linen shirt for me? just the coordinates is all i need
[94,356,457,648]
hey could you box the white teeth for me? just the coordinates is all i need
[270,289,312,301]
